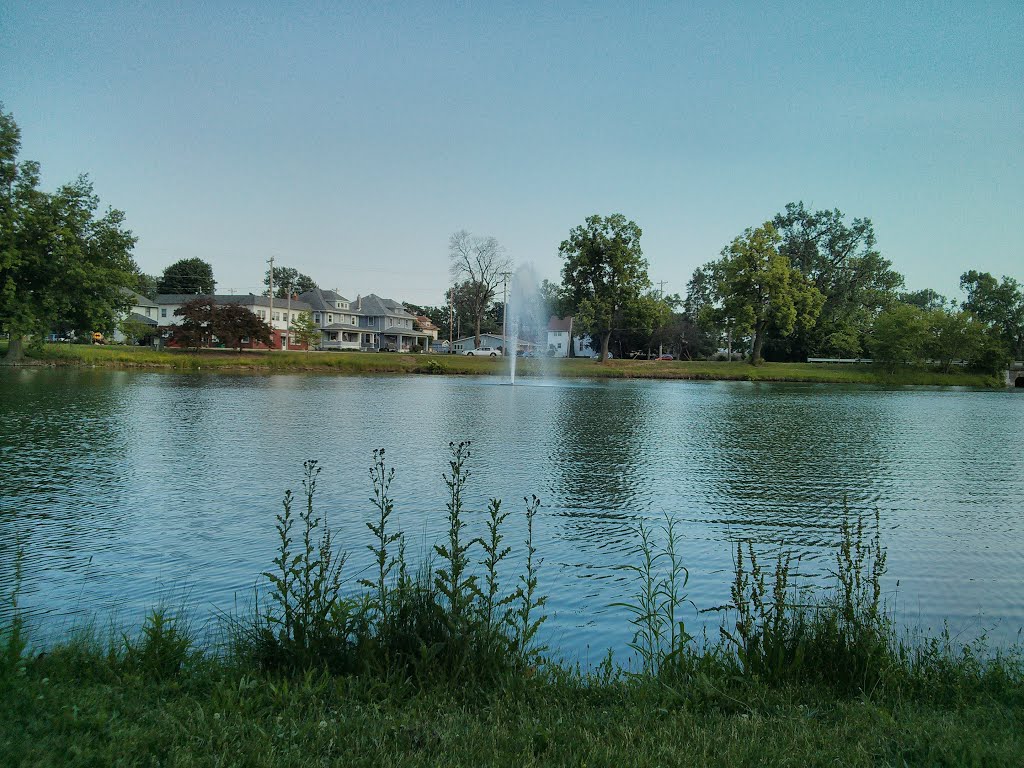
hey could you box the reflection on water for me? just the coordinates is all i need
[1,368,1022,660]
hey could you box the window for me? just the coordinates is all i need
[328,314,334,323]
[161,308,167,318]
[145,307,153,317]
[328,332,338,341]
[313,313,320,323]
[272,312,280,321]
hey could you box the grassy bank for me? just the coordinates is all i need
[11,341,1006,386]
[3,446,1021,765]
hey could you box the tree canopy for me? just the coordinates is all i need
[264,266,318,298]
[960,271,1024,360]
[710,222,823,365]
[157,258,215,295]
[1,106,138,362]
[560,214,655,362]
[767,203,903,360]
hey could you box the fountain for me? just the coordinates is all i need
[505,264,550,385]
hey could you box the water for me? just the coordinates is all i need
[1,368,1022,661]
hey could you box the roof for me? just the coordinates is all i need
[381,325,430,335]
[127,312,158,326]
[321,322,362,332]
[354,294,416,319]
[155,294,312,312]
[453,333,505,345]
[547,315,573,332]
[298,288,349,311]
[121,287,158,308]
[414,315,440,330]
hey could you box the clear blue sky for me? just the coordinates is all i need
[3,1,1021,305]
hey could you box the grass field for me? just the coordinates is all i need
[6,342,1005,387]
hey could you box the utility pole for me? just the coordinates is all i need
[286,282,292,350]
[501,271,511,355]
[267,256,275,349]
[656,280,668,357]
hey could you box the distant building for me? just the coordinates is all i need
[154,293,313,350]
[112,289,160,344]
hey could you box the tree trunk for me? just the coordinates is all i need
[1,335,26,365]
[750,321,765,365]
[599,331,612,362]
[474,316,481,350]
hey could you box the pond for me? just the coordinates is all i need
[1,368,1022,662]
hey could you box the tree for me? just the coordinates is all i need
[681,266,720,359]
[901,288,948,311]
[960,271,1024,359]
[263,266,318,298]
[212,303,273,352]
[117,315,155,346]
[157,258,215,295]
[172,297,215,350]
[925,308,987,373]
[1,106,138,363]
[710,223,824,365]
[135,272,159,300]
[769,203,903,360]
[868,304,929,370]
[559,214,656,362]
[291,310,321,350]
[448,230,512,350]
[173,298,272,351]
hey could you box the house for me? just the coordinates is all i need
[350,294,433,352]
[452,333,507,354]
[297,288,365,351]
[414,315,440,344]
[112,289,160,344]
[154,293,313,349]
[546,316,573,357]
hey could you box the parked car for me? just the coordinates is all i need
[464,347,502,357]
[656,354,674,361]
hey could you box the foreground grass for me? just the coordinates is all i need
[3,653,1021,767]
[17,342,1005,386]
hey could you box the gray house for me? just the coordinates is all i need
[298,289,365,350]
[296,290,433,352]
[352,294,432,352]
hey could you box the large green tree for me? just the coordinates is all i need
[157,258,215,295]
[960,270,1024,360]
[711,223,824,365]
[868,303,930,370]
[264,266,318,298]
[1,107,138,363]
[559,214,655,362]
[769,203,903,360]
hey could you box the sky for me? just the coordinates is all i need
[3,1,1022,306]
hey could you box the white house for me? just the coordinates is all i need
[112,289,160,344]
[546,316,573,357]
[154,293,313,349]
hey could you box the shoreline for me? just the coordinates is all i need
[5,344,1006,387]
